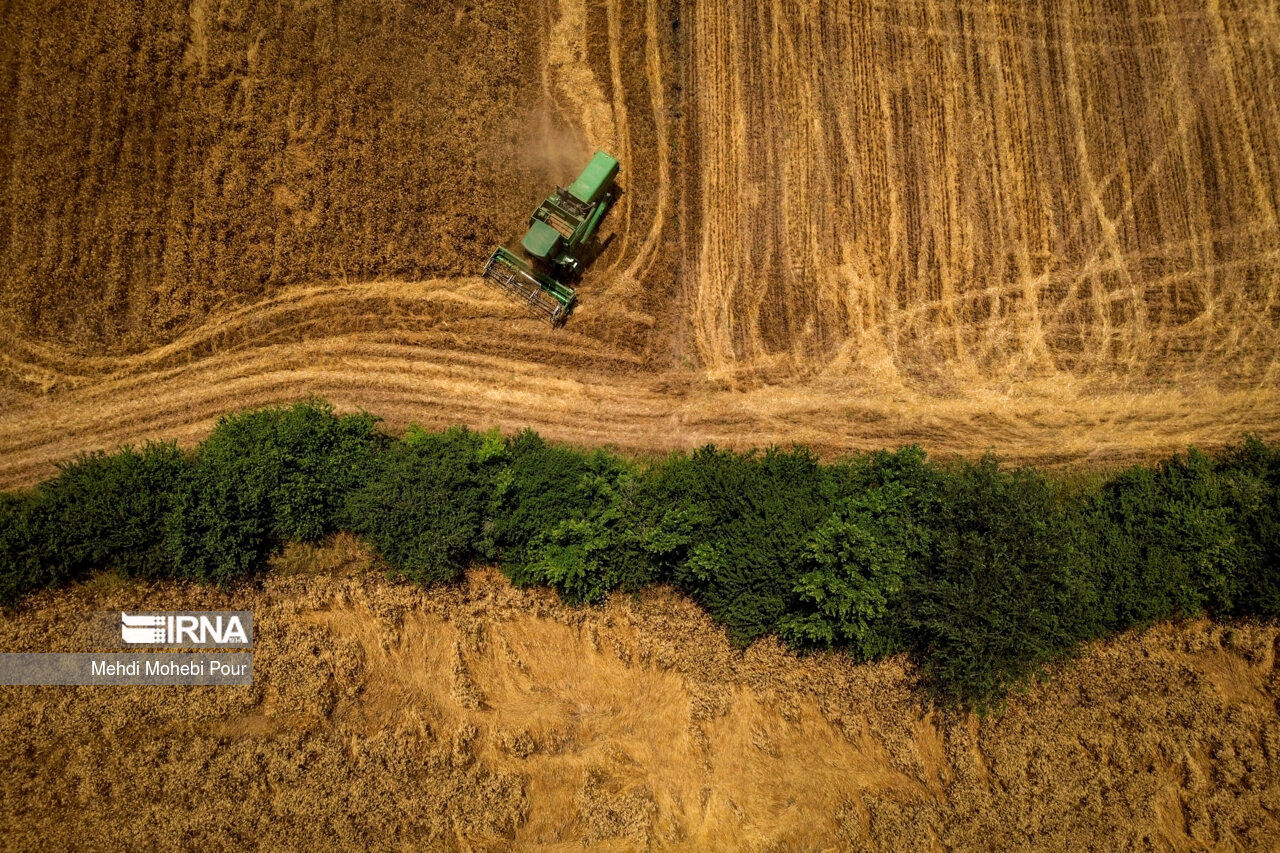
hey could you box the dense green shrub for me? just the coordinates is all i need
[484,430,609,570]
[194,399,385,540]
[164,399,383,584]
[1085,448,1252,629]
[164,457,269,585]
[777,484,918,656]
[1,398,1277,708]
[0,443,190,600]
[908,459,1102,708]
[345,425,497,586]
[42,443,190,579]
[487,431,651,603]
[0,492,55,604]
[641,446,832,644]
[1213,436,1280,619]
[779,447,943,658]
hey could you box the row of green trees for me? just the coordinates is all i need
[2,400,1276,707]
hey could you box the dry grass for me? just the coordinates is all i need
[1,541,1278,849]
[1,0,1278,484]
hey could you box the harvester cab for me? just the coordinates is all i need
[482,150,620,326]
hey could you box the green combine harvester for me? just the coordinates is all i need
[482,150,620,326]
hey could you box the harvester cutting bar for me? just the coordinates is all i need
[482,248,576,327]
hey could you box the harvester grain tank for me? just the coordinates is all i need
[482,150,620,326]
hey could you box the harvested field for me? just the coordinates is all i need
[4,3,1279,846]
[1,538,1279,849]
[1,0,1279,482]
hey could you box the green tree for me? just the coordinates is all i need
[165,399,383,583]
[346,426,496,585]
[908,459,1101,709]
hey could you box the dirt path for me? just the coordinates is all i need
[2,274,1278,490]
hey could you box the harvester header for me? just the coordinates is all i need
[482,151,620,326]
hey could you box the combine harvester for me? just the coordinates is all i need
[482,151,620,326]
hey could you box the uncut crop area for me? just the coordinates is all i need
[1,0,1278,485]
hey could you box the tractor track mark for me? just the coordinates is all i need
[1,0,1279,486]
[1,296,1277,490]
[685,0,1280,388]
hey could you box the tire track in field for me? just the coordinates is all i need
[686,0,1280,387]
[2,0,1280,488]
[1,269,1277,490]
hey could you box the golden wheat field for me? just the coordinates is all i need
[4,2,1280,847]
[1,0,1278,488]
[1,539,1278,849]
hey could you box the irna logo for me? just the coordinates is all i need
[120,612,252,647]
